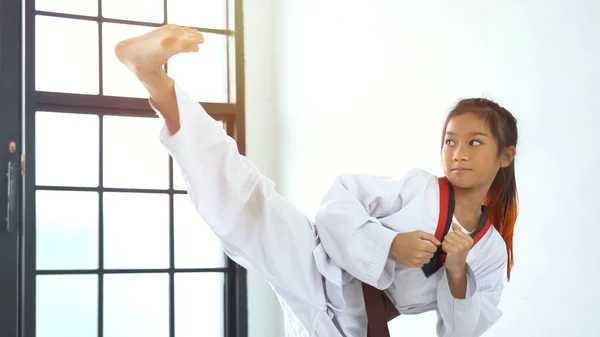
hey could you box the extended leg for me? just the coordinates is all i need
[114,25,328,313]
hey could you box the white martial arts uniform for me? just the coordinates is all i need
[313,173,507,337]
[154,83,508,337]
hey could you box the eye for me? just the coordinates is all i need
[445,139,455,146]
[470,140,482,146]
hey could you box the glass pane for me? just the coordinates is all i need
[103,192,169,269]
[36,191,99,270]
[103,115,169,189]
[37,275,98,337]
[102,0,163,23]
[228,35,236,103]
[172,121,224,190]
[102,23,156,98]
[104,274,169,337]
[175,273,224,337]
[36,0,97,16]
[36,111,99,187]
[167,0,226,30]
[174,194,226,268]
[167,32,228,103]
[227,0,235,30]
[36,16,99,94]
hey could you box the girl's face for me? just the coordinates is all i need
[442,113,514,190]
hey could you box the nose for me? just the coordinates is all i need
[452,145,469,162]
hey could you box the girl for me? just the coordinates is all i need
[313,97,517,337]
[114,25,518,337]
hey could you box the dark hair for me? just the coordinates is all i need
[442,98,519,281]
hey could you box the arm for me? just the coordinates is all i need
[314,169,429,289]
[435,243,507,337]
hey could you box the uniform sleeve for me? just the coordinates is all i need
[435,244,507,337]
[313,169,429,289]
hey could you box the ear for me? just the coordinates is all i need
[500,146,516,168]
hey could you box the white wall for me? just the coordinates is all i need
[243,1,285,337]
[244,0,600,336]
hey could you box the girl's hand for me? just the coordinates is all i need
[442,223,473,274]
[390,230,441,268]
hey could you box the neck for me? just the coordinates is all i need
[453,185,488,232]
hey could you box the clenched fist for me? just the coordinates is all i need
[390,230,441,268]
[442,223,474,273]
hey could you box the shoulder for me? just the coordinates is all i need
[330,168,441,201]
[398,168,439,183]
[486,227,508,256]
[393,168,440,193]
[470,227,508,273]
[334,168,438,184]
[488,228,509,263]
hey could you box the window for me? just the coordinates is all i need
[0,0,247,336]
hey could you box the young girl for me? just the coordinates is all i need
[115,25,518,337]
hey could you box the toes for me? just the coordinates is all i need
[185,28,204,43]
[184,27,201,35]
[182,27,196,35]
[182,41,200,52]
[163,24,186,38]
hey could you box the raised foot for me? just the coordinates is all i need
[114,24,205,79]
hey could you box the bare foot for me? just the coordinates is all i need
[114,25,202,134]
[114,24,204,80]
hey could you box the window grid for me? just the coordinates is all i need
[22,0,246,336]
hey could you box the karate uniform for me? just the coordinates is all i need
[313,172,507,337]
[154,82,507,337]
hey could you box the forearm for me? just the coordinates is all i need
[447,264,468,299]
[315,203,398,289]
[436,265,479,336]
[436,262,506,337]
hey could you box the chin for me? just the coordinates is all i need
[446,171,477,190]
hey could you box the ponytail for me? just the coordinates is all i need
[483,161,518,281]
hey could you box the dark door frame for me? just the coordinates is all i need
[0,0,23,336]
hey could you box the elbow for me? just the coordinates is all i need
[313,199,344,233]
[313,203,330,233]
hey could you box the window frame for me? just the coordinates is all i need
[17,0,248,336]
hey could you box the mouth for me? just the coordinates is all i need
[452,168,471,172]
